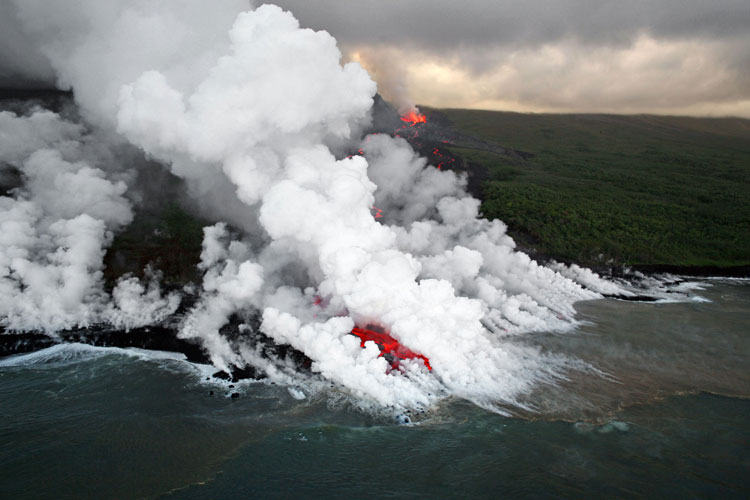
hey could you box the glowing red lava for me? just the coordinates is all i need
[431,147,456,170]
[400,110,427,127]
[351,324,432,372]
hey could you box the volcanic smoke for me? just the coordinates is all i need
[0,0,629,413]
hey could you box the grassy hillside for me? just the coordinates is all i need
[430,109,750,268]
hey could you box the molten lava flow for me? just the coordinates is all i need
[351,325,432,371]
[431,147,456,170]
[400,110,427,127]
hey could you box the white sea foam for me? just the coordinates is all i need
[0,343,186,367]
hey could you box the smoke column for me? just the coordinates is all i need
[1,1,628,412]
[349,49,420,116]
[0,110,179,332]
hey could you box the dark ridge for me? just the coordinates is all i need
[0,87,72,101]
[419,108,536,161]
[369,93,403,134]
[0,88,74,113]
[0,165,23,196]
[367,102,534,202]
[367,105,527,202]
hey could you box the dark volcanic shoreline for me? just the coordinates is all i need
[0,264,720,366]
[0,319,313,383]
[626,263,750,278]
[0,326,209,363]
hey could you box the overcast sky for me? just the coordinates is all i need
[273,0,750,117]
[2,0,749,117]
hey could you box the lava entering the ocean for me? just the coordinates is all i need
[400,110,427,127]
[351,324,432,372]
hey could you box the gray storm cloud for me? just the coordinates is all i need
[0,3,55,87]
[272,0,750,116]
[2,1,749,115]
[271,0,750,49]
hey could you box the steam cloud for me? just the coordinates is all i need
[0,1,628,412]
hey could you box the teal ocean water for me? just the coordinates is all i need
[1,280,748,499]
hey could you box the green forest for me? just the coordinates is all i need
[433,109,750,269]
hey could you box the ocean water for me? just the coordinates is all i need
[1,280,748,499]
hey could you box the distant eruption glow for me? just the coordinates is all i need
[400,110,427,126]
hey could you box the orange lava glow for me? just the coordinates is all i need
[400,110,427,127]
[351,324,432,372]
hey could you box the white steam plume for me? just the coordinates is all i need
[2,1,629,411]
[349,49,419,116]
[0,110,178,332]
